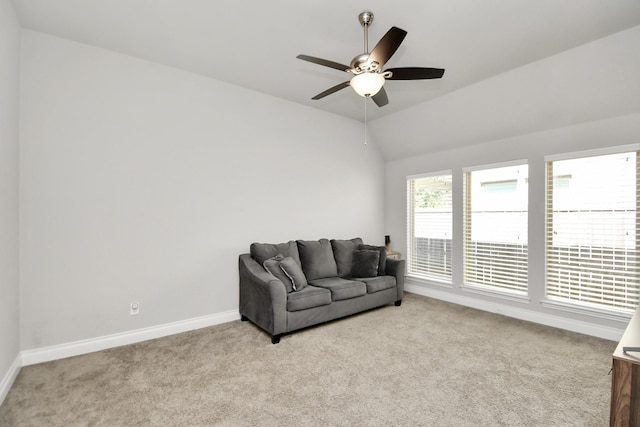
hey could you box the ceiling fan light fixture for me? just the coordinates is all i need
[297,11,444,107]
[350,72,385,97]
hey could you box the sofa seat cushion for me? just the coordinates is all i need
[308,277,367,301]
[286,285,332,312]
[358,276,397,294]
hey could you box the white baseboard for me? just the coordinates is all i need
[21,310,240,366]
[405,283,625,342]
[0,354,22,405]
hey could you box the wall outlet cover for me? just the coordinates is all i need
[130,302,140,316]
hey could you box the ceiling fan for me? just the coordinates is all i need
[296,11,445,107]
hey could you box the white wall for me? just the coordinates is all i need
[383,26,640,339]
[0,0,21,402]
[19,30,385,351]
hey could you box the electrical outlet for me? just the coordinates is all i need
[130,302,140,316]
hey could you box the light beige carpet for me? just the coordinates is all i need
[0,293,616,426]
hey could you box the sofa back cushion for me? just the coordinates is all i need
[330,238,363,277]
[297,239,339,281]
[250,240,302,267]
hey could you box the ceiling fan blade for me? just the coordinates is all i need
[296,55,351,72]
[386,67,445,80]
[311,81,351,100]
[368,27,407,70]
[371,87,389,107]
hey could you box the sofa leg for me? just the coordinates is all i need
[395,299,402,307]
[241,315,249,321]
[271,334,281,344]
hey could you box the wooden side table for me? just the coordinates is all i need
[386,251,401,260]
[611,307,640,426]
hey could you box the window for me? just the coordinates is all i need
[407,172,453,282]
[464,162,528,294]
[546,148,640,313]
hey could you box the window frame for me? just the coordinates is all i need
[542,144,640,319]
[462,159,530,298]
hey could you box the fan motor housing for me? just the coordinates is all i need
[350,53,379,73]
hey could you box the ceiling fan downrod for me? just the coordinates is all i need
[351,11,377,73]
[359,11,374,54]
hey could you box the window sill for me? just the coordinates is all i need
[406,274,453,289]
[541,298,633,323]
[460,283,530,304]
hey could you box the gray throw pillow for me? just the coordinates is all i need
[263,254,308,292]
[331,238,364,277]
[351,250,380,278]
[297,239,339,281]
[358,244,387,276]
[263,254,294,293]
[280,257,308,291]
[251,240,302,267]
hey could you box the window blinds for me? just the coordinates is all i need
[407,174,453,282]
[463,163,529,294]
[546,151,640,312]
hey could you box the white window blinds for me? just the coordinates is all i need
[407,173,453,282]
[546,150,640,312]
[464,163,529,293]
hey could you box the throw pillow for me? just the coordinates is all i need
[251,240,302,267]
[358,244,387,276]
[351,250,380,278]
[297,239,339,281]
[280,256,308,291]
[263,254,294,293]
[330,238,364,277]
[263,254,308,292]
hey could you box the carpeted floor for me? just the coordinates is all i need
[0,293,617,426]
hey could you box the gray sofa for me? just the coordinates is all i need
[239,238,405,343]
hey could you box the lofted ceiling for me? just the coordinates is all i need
[11,0,640,124]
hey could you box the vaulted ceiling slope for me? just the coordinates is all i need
[372,24,640,160]
[11,1,640,159]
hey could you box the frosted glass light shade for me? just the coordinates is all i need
[350,72,385,97]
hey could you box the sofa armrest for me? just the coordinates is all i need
[385,258,406,302]
[239,253,287,336]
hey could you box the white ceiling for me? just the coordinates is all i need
[11,0,640,123]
